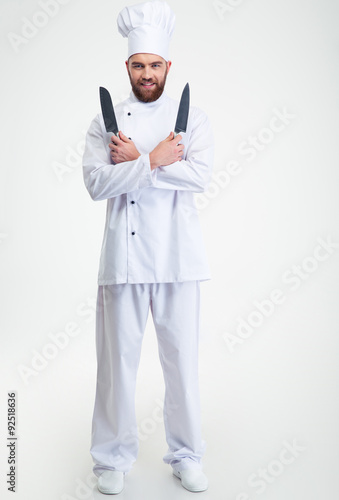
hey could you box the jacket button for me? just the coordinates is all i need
[131,231,135,235]
[131,201,135,204]
[128,112,131,116]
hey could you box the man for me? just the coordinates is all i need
[82,0,214,494]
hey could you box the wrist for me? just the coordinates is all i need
[149,151,158,171]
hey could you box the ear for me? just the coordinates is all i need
[125,60,129,72]
[166,61,172,74]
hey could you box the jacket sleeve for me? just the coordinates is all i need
[152,106,214,193]
[82,114,156,201]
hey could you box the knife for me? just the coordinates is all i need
[174,83,190,138]
[99,86,119,136]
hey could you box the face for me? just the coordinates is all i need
[126,53,172,103]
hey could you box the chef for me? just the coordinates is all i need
[82,0,214,494]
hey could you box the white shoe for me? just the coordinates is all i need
[97,470,124,495]
[173,469,209,492]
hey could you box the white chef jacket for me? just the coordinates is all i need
[82,90,214,285]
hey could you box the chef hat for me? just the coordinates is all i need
[117,1,175,61]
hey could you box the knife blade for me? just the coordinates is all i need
[174,83,190,138]
[99,86,119,136]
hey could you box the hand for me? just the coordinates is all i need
[109,132,141,164]
[149,132,184,171]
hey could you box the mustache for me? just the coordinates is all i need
[138,78,157,84]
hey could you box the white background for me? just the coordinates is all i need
[1,0,339,499]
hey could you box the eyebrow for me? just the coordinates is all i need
[131,61,164,66]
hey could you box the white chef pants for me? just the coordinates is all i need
[90,281,205,476]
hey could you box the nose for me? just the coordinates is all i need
[142,66,152,80]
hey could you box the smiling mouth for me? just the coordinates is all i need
[140,82,156,88]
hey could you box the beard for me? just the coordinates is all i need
[128,68,169,103]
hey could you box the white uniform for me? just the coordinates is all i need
[82,89,214,475]
[83,90,214,284]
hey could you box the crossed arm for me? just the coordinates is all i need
[83,109,213,200]
[109,131,184,170]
